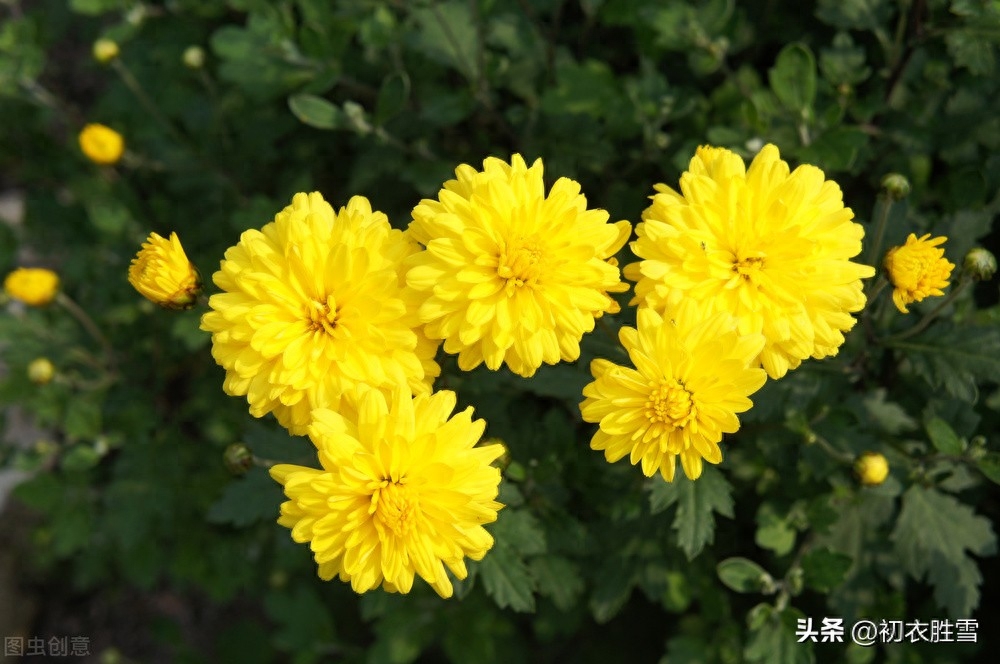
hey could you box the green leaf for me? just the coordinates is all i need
[816,0,892,32]
[925,416,963,455]
[478,543,536,613]
[820,32,871,86]
[946,29,997,76]
[769,43,816,113]
[801,548,853,592]
[891,323,1000,402]
[288,93,344,130]
[60,444,101,473]
[744,606,815,664]
[530,556,584,611]
[589,554,635,623]
[375,73,409,125]
[64,397,102,440]
[263,587,335,653]
[891,485,997,616]
[976,452,1000,485]
[410,1,479,81]
[861,389,917,434]
[717,557,773,594]
[69,0,125,14]
[647,465,733,559]
[490,508,547,556]
[206,467,284,528]
[755,504,797,556]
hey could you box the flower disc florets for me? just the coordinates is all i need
[626,144,876,379]
[201,192,440,435]
[406,154,631,377]
[270,388,504,598]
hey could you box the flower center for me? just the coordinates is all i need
[732,255,765,282]
[373,480,417,537]
[497,239,545,289]
[306,296,339,335]
[645,378,696,428]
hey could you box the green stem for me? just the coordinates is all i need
[885,277,970,342]
[863,194,894,290]
[56,293,117,376]
[112,60,186,143]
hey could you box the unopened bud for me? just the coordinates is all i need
[855,452,889,486]
[963,247,996,281]
[183,46,205,69]
[28,357,55,385]
[223,442,254,476]
[880,173,911,201]
[92,39,120,64]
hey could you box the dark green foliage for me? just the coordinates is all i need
[2,0,999,662]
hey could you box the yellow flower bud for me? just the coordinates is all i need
[92,39,120,64]
[128,231,202,309]
[883,233,954,313]
[79,123,125,165]
[855,452,889,486]
[28,358,56,385]
[4,267,60,306]
[182,45,205,69]
[963,247,997,282]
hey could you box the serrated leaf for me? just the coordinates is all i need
[648,465,734,559]
[976,452,1000,485]
[490,508,547,556]
[801,548,853,592]
[861,389,917,434]
[891,485,997,616]
[479,544,536,612]
[206,467,284,528]
[816,0,891,31]
[769,43,816,113]
[288,93,344,130]
[530,556,584,611]
[925,416,963,455]
[263,587,335,653]
[589,554,635,623]
[717,557,772,593]
[946,30,997,76]
[755,509,796,557]
[745,606,815,664]
[891,323,1000,402]
[411,1,479,81]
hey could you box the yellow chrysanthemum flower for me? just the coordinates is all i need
[580,302,767,482]
[626,144,876,379]
[78,123,125,165]
[200,192,440,435]
[4,267,60,306]
[128,232,202,309]
[883,233,954,313]
[270,387,504,598]
[406,154,632,377]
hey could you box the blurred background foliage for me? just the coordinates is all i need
[1,0,1000,662]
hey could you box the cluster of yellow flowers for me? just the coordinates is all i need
[189,155,641,597]
[581,144,880,483]
[118,144,968,597]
